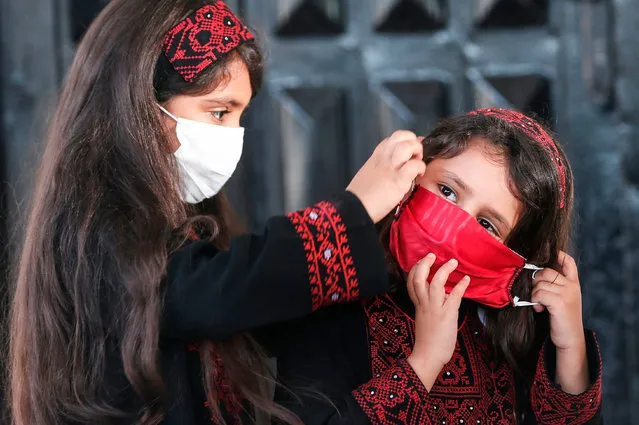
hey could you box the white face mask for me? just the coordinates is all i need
[159,105,244,204]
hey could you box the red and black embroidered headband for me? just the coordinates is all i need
[468,108,567,209]
[163,1,254,82]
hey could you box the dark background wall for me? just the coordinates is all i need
[1,0,637,423]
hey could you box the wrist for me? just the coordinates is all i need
[556,332,587,355]
[407,353,445,392]
[555,336,589,395]
[345,188,378,223]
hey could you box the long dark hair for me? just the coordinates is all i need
[9,1,298,424]
[378,112,574,380]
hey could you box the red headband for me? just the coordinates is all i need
[163,1,254,82]
[468,108,566,209]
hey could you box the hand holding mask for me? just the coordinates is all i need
[390,187,540,308]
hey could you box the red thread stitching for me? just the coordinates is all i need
[163,1,254,82]
[530,340,602,425]
[287,201,360,311]
[358,295,517,425]
[190,345,243,425]
[352,360,430,425]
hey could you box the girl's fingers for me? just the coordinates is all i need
[430,258,458,306]
[446,275,470,310]
[407,253,436,306]
[532,281,563,295]
[558,250,579,281]
[533,304,546,313]
[533,268,568,286]
[531,288,563,313]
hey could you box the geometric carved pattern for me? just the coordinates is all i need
[475,0,548,29]
[279,88,349,211]
[474,75,553,127]
[377,81,449,139]
[276,0,345,37]
[375,0,446,33]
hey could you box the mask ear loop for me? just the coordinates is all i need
[513,296,538,307]
[157,104,179,122]
[394,180,417,217]
[513,264,543,307]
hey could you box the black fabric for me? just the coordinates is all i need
[265,302,372,425]
[162,191,388,341]
[94,191,389,425]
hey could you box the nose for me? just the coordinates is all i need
[457,200,479,220]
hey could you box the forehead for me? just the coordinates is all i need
[430,139,507,180]
[202,56,252,101]
[425,139,521,219]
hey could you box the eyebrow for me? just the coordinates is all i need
[442,170,511,231]
[484,207,510,230]
[442,171,471,195]
[201,97,246,108]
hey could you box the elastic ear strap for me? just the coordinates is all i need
[513,296,539,307]
[157,104,178,122]
[394,182,419,218]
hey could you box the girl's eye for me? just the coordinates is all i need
[211,110,229,121]
[439,184,457,202]
[478,218,498,236]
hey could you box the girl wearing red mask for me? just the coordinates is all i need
[272,109,602,425]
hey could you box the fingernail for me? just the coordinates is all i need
[448,258,458,265]
[426,253,435,260]
[464,275,470,281]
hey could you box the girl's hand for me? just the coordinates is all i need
[346,130,425,223]
[531,251,589,394]
[407,254,470,390]
[531,251,585,351]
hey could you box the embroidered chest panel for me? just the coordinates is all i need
[363,295,517,425]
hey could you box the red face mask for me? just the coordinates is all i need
[389,187,540,308]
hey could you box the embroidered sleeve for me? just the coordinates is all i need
[164,191,387,340]
[286,199,362,311]
[352,359,429,425]
[530,332,602,425]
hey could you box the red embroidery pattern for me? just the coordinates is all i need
[188,343,243,424]
[352,359,430,425]
[163,2,255,82]
[209,352,243,424]
[356,295,517,425]
[530,339,602,425]
[287,201,360,311]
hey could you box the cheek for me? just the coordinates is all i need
[162,119,181,154]
[494,191,523,230]
[167,137,181,154]
[415,173,432,188]
[415,173,440,194]
[227,114,243,128]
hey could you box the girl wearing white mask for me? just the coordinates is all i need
[8,1,425,425]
